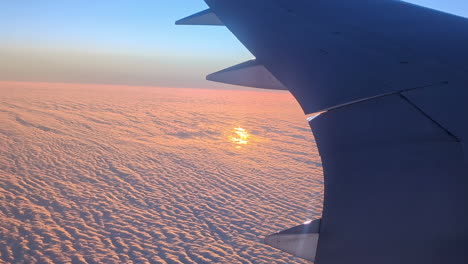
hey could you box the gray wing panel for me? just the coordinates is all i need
[310,95,468,264]
[402,80,468,143]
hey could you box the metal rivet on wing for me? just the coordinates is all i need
[206,60,288,90]
[175,9,224,26]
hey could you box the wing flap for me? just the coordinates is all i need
[310,94,467,264]
[402,81,468,142]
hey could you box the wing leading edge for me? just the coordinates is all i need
[177,0,468,263]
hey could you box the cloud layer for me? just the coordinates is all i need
[0,82,323,263]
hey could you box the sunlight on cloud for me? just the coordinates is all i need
[228,127,250,148]
[0,81,323,263]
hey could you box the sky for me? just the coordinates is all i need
[1,0,468,88]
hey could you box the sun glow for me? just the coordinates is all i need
[229,127,250,147]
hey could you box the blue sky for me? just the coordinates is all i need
[1,0,467,88]
[1,0,246,57]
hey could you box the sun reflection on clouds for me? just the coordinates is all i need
[228,127,250,148]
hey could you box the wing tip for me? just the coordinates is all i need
[175,8,224,26]
[264,219,321,262]
[206,60,288,90]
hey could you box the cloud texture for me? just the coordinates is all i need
[0,82,323,263]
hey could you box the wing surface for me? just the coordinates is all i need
[177,1,468,263]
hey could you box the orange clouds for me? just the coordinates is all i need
[0,82,323,263]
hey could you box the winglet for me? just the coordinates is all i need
[207,60,288,90]
[175,9,224,26]
[264,219,321,262]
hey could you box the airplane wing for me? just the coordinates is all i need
[177,1,468,263]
